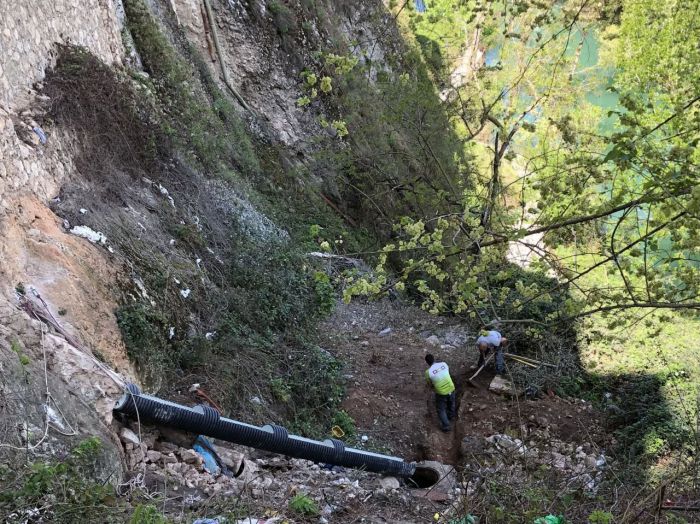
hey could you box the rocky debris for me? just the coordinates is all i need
[214,445,244,473]
[486,434,526,455]
[425,335,441,346]
[466,433,609,495]
[118,425,460,522]
[460,435,487,457]
[489,375,521,396]
[180,448,204,465]
[146,450,162,463]
[120,427,141,446]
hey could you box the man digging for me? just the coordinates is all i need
[424,353,456,432]
[475,329,508,376]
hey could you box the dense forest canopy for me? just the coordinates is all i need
[346,0,700,330]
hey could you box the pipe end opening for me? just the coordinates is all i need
[408,465,441,489]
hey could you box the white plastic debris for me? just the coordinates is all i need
[70,225,107,244]
[205,332,216,340]
[44,405,66,431]
[79,208,87,214]
[169,327,175,339]
[158,184,176,208]
[361,435,369,442]
[169,239,176,245]
[180,288,191,299]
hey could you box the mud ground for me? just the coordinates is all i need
[320,300,608,465]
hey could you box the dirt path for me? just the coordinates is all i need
[321,301,607,465]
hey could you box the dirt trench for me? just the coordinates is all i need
[321,301,607,467]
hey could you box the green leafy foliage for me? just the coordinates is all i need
[267,0,297,35]
[331,409,356,438]
[130,505,170,524]
[0,438,117,523]
[288,493,319,516]
[123,0,259,177]
[587,510,613,524]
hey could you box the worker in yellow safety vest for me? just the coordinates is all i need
[424,354,456,432]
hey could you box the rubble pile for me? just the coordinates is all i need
[461,430,609,497]
[117,424,459,523]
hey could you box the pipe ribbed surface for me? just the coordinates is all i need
[114,384,416,477]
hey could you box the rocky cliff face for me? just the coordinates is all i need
[0,0,130,484]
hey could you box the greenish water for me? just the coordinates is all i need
[573,29,620,133]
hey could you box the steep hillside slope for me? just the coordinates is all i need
[0,0,474,521]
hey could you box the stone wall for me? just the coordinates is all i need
[0,0,123,211]
[0,0,123,110]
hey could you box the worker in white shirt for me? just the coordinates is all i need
[476,330,508,375]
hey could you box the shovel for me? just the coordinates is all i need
[467,354,493,387]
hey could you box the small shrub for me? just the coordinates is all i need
[270,377,292,402]
[130,505,169,524]
[588,510,613,524]
[116,303,169,378]
[11,339,30,367]
[172,223,205,250]
[0,438,115,523]
[313,271,336,316]
[289,493,319,516]
[331,409,356,438]
[267,0,297,35]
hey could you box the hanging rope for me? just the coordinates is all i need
[0,324,75,451]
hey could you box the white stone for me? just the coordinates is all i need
[146,450,162,463]
[119,427,140,446]
[379,476,400,490]
[425,335,441,346]
[489,376,517,396]
[550,452,567,469]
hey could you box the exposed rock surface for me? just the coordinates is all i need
[0,301,124,480]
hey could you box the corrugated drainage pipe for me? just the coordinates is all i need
[114,384,416,477]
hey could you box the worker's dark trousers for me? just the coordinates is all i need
[478,346,505,374]
[435,391,456,430]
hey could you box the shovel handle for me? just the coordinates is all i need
[468,354,494,381]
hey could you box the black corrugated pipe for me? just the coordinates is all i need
[114,384,416,477]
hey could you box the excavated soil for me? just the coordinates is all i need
[321,300,608,466]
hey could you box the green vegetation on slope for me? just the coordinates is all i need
[340,0,700,512]
[43,0,478,439]
[45,36,342,434]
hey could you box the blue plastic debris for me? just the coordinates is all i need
[32,126,47,145]
[193,435,221,476]
[415,0,427,13]
[193,519,220,524]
